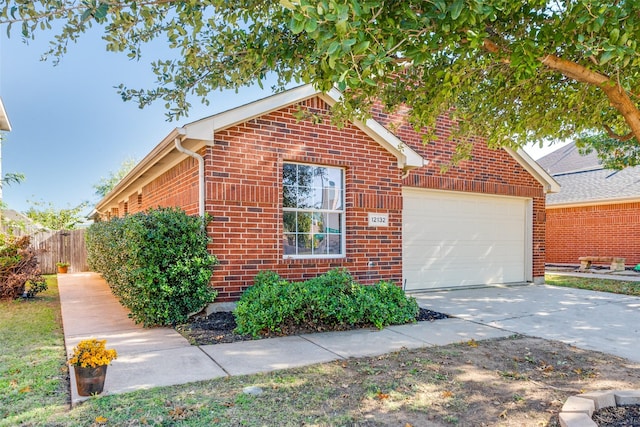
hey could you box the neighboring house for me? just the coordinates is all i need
[95,85,558,301]
[0,209,49,236]
[538,142,640,267]
[0,97,11,202]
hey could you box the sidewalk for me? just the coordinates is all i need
[59,272,512,404]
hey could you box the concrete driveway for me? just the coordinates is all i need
[413,284,640,363]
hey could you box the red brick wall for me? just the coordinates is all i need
[116,96,549,300]
[373,107,547,280]
[546,202,640,266]
[205,97,404,301]
[115,157,201,217]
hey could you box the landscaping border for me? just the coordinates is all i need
[559,390,640,427]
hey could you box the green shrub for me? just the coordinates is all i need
[234,269,419,337]
[86,208,218,326]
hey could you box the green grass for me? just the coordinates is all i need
[0,275,70,426]
[545,273,640,296]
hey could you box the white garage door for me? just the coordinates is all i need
[403,188,531,291]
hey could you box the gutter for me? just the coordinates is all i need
[174,128,206,217]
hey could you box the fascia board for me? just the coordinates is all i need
[0,98,11,131]
[185,85,319,134]
[95,128,184,212]
[505,147,561,194]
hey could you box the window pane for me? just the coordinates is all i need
[313,233,327,255]
[283,163,297,186]
[297,165,313,186]
[283,185,297,208]
[283,234,296,255]
[324,213,341,233]
[283,212,296,233]
[297,212,312,234]
[297,189,314,209]
[283,162,344,257]
[326,234,342,255]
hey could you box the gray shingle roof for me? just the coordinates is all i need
[539,142,640,205]
[537,142,600,174]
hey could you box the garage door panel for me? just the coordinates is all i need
[403,188,528,291]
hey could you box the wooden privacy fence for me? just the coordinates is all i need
[30,229,88,274]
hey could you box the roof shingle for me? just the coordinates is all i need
[538,142,640,205]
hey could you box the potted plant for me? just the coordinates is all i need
[68,338,117,396]
[56,262,70,274]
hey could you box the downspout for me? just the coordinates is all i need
[174,130,205,218]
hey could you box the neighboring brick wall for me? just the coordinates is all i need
[206,97,403,301]
[374,107,547,280]
[546,202,640,266]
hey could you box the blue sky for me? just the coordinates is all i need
[0,27,564,215]
[0,27,276,215]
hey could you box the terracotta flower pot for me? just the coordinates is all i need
[57,265,68,274]
[74,365,107,396]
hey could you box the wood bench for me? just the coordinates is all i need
[578,256,626,272]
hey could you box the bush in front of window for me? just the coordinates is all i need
[233,268,419,337]
[86,208,218,326]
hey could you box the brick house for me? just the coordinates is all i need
[538,142,640,267]
[95,85,558,301]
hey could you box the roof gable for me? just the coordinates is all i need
[185,85,425,171]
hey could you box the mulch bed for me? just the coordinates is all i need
[176,308,449,346]
[592,405,640,427]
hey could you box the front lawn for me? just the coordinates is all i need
[3,274,640,426]
[545,273,640,296]
[0,275,69,426]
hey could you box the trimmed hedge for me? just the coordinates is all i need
[86,208,218,326]
[234,269,419,337]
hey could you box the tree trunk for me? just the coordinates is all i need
[540,54,640,143]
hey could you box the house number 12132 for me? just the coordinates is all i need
[368,213,389,227]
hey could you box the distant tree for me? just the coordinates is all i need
[93,158,137,198]
[25,200,89,230]
[2,172,25,187]
[3,1,640,165]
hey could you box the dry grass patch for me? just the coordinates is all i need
[52,335,640,426]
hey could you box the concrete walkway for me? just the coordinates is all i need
[59,273,512,404]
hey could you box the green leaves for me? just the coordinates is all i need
[449,0,464,20]
[234,269,418,337]
[86,208,218,326]
[3,0,640,156]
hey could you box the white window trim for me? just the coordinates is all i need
[283,162,346,259]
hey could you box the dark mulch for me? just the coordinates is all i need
[176,308,449,346]
[592,405,640,427]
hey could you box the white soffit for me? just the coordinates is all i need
[0,98,11,131]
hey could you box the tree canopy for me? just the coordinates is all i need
[93,157,137,198]
[3,0,640,166]
[25,200,89,230]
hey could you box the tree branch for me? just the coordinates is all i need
[481,38,640,143]
[604,124,635,141]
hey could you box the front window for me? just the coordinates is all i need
[283,163,344,257]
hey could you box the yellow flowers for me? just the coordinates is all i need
[68,339,117,368]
